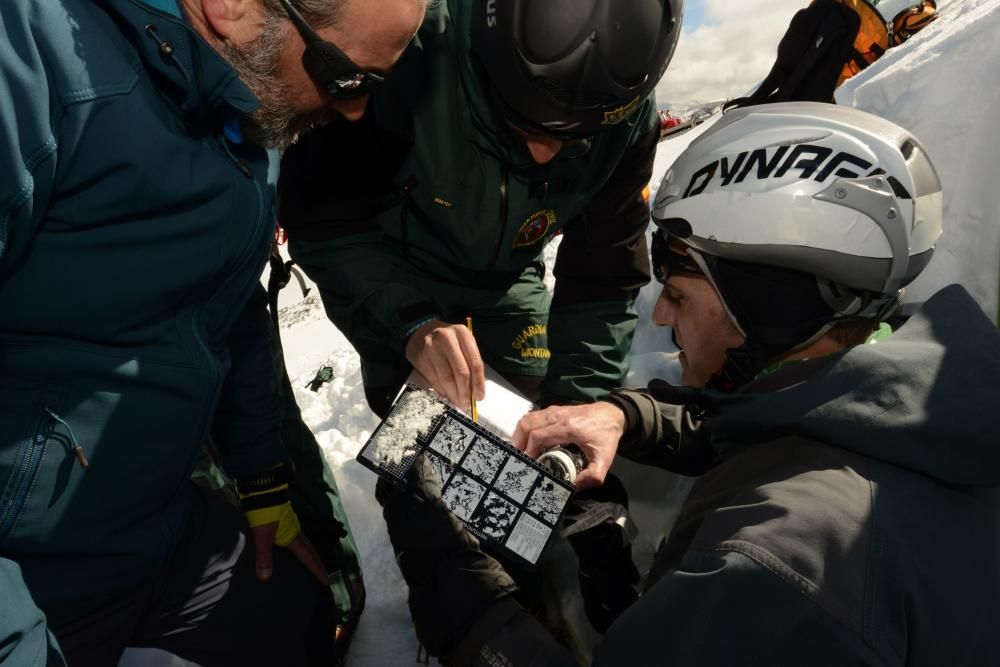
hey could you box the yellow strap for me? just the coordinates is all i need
[244,501,302,547]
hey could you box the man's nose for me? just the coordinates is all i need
[652,288,674,327]
[524,135,563,164]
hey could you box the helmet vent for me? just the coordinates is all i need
[900,140,915,160]
[887,175,912,200]
[534,77,612,108]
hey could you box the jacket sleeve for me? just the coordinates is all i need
[278,118,441,357]
[0,12,58,275]
[603,389,716,476]
[541,106,659,405]
[594,549,881,666]
[0,557,66,667]
[446,550,879,666]
[210,286,287,480]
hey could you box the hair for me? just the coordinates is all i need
[263,0,433,29]
[261,0,343,29]
[826,317,879,348]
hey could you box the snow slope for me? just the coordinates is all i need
[120,2,999,663]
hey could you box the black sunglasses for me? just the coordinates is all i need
[651,231,703,284]
[278,0,385,99]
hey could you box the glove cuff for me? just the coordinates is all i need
[235,460,295,496]
[237,462,302,547]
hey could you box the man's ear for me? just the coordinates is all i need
[201,0,264,44]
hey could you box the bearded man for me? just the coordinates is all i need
[0,0,425,664]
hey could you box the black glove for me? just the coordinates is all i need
[376,454,518,657]
[562,474,640,633]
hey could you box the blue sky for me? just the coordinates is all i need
[683,0,707,30]
[655,0,805,108]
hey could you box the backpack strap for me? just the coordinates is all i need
[771,23,844,102]
[743,1,859,107]
[891,1,939,46]
[849,39,886,73]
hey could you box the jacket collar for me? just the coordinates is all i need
[97,0,259,118]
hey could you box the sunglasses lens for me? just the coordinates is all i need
[651,232,669,283]
[329,73,384,98]
[301,39,383,99]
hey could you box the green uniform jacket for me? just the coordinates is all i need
[279,0,658,405]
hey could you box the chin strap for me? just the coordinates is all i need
[707,316,839,393]
[707,342,769,393]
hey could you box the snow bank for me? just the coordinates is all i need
[838,0,1000,318]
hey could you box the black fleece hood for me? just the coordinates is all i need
[701,285,1000,488]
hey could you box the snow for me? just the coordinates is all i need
[369,389,443,465]
[120,1,999,663]
[837,0,1000,319]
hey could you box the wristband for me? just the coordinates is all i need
[237,462,301,547]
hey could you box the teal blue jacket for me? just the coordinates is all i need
[0,0,283,643]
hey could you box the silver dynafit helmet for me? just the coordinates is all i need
[652,102,943,310]
[651,102,944,391]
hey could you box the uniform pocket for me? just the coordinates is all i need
[0,381,62,544]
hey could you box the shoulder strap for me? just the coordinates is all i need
[775,13,854,102]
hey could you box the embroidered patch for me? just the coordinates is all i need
[511,324,549,360]
[433,196,454,208]
[601,95,641,126]
[513,210,557,248]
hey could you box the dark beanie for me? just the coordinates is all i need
[708,256,838,354]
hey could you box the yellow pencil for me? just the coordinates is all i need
[466,316,478,423]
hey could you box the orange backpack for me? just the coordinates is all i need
[891,0,940,46]
[829,0,890,87]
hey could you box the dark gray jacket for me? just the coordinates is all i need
[599,284,1000,665]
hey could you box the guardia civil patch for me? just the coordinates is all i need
[513,210,557,248]
[602,95,641,126]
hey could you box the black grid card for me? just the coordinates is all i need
[357,384,574,566]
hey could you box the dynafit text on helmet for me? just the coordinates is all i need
[651,101,943,389]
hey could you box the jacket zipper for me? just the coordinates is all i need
[0,413,49,541]
[486,164,509,271]
[189,140,267,426]
[399,175,418,259]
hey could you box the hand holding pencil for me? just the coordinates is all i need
[404,317,486,411]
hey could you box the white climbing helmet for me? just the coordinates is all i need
[652,102,943,312]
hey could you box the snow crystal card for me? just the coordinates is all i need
[357,384,574,566]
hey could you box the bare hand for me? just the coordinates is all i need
[250,523,328,587]
[405,319,485,409]
[511,402,626,489]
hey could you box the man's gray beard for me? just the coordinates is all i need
[219,18,337,150]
